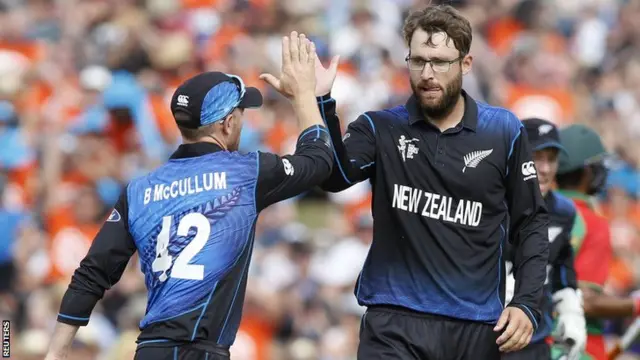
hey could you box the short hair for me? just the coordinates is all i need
[175,111,217,141]
[402,5,473,56]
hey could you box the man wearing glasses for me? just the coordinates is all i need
[314,5,549,359]
[46,33,333,360]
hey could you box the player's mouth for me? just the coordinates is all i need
[419,85,442,95]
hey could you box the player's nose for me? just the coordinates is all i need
[420,65,436,80]
[536,160,551,175]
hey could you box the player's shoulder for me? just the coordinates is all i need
[475,102,521,134]
[378,104,410,122]
[357,103,409,125]
[549,190,577,219]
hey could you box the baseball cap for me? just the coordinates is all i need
[522,118,566,153]
[170,72,263,129]
[557,124,608,174]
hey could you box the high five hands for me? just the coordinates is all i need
[260,31,340,98]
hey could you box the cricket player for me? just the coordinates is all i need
[303,5,550,359]
[45,33,333,360]
[503,118,586,360]
[555,124,640,360]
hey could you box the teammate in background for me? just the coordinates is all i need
[503,118,586,360]
[45,32,333,360]
[555,124,640,360]
[301,5,550,359]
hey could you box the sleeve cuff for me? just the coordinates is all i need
[316,93,332,103]
[508,303,539,331]
[57,289,100,327]
[57,313,90,326]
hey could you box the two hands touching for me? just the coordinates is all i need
[260,31,340,101]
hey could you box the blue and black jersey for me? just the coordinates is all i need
[56,124,333,352]
[319,90,549,327]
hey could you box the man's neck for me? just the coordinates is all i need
[185,136,227,150]
[424,94,465,132]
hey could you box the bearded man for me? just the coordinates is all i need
[312,4,550,359]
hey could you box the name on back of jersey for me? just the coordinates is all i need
[144,172,227,205]
[391,184,483,227]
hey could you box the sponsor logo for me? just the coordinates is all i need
[176,95,189,107]
[283,159,294,176]
[521,161,537,181]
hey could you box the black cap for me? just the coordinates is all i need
[170,72,263,129]
[522,118,566,153]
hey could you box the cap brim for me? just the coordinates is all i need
[533,141,567,154]
[238,87,263,109]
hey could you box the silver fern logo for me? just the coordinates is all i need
[462,149,494,173]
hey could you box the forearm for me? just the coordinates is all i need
[582,291,639,318]
[293,91,324,129]
[317,96,376,191]
[510,217,549,321]
[46,322,79,358]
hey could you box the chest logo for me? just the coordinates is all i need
[462,149,494,173]
[398,135,419,162]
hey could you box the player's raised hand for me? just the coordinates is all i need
[314,53,340,97]
[260,31,317,100]
[494,306,534,352]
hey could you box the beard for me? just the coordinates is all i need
[410,71,463,120]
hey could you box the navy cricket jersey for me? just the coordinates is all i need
[319,91,549,326]
[56,124,332,349]
[506,190,577,343]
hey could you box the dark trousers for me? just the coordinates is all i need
[134,344,230,360]
[501,341,551,360]
[358,306,501,360]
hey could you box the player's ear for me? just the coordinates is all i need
[230,108,244,131]
[461,54,472,75]
[221,113,235,135]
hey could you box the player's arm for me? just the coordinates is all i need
[255,123,333,210]
[316,94,376,192]
[581,289,640,318]
[504,123,550,330]
[46,190,137,359]
[550,214,583,313]
[575,224,640,318]
[550,212,586,358]
[550,218,578,292]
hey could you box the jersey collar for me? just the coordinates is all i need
[405,89,478,131]
[170,142,224,159]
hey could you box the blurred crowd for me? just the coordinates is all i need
[1,0,639,358]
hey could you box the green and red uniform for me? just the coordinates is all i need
[560,190,612,360]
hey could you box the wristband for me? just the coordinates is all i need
[633,297,640,316]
